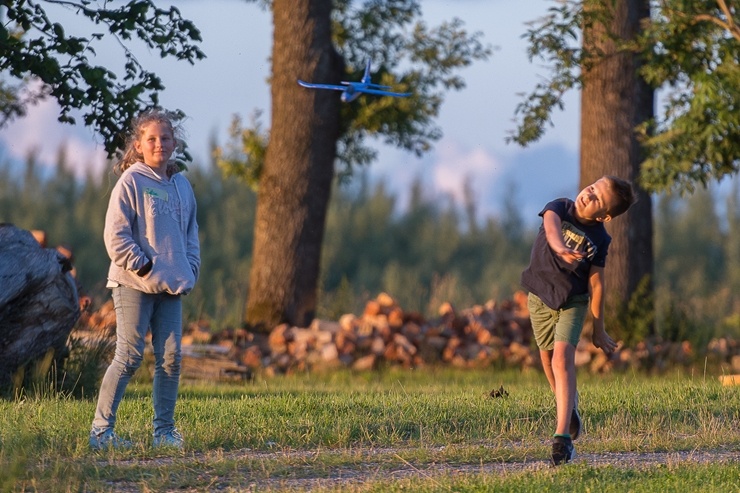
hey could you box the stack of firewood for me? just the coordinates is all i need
[74,292,740,381]
[81,300,117,336]
[197,291,538,377]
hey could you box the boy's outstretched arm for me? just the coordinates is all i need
[542,210,585,264]
[588,266,617,354]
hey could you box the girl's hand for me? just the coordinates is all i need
[136,259,153,277]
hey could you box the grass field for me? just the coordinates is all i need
[1,367,739,492]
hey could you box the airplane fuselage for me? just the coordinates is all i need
[341,85,361,103]
[297,59,410,102]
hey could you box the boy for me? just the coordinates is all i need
[520,175,635,465]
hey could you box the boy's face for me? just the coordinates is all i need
[574,178,619,224]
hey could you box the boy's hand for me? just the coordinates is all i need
[543,211,585,266]
[556,247,585,263]
[592,328,617,355]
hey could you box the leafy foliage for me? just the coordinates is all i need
[0,0,205,155]
[185,158,256,325]
[609,274,655,347]
[510,0,740,194]
[653,185,740,342]
[215,0,491,186]
[637,0,740,193]
[211,111,268,190]
[507,0,585,146]
[331,0,490,174]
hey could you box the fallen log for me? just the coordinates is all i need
[0,224,80,392]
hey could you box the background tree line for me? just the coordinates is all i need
[3,0,738,338]
[2,149,738,349]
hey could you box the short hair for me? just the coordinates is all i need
[604,175,636,217]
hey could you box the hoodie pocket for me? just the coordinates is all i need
[145,254,196,294]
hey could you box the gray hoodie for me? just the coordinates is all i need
[104,162,200,295]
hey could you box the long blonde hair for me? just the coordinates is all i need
[114,109,187,176]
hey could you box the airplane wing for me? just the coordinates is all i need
[365,83,393,90]
[357,87,411,98]
[297,80,346,91]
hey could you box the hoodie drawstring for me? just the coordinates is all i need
[174,178,185,234]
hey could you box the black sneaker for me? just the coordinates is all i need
[551,436,575,465]
[569,391,582,440]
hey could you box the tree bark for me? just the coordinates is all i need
[0,224,80,391]
[245,0,342,330]
[580,0,654,329]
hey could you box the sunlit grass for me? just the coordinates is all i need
[1,367,739,491]
[318,462,740,493]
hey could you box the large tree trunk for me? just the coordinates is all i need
[245,0,342,330]
[580,0,654,331]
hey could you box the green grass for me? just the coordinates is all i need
[1,368,739,492]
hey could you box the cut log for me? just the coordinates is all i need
[0,224,80,390]
[719,374,740,386]
[164,344,252,382]
[352,354,376,371]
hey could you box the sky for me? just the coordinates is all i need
[0,0,585,225]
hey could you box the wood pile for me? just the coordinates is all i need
[188,291,538,377]
[75,291,740,382]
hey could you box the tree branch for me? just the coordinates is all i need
[664,0,740,42]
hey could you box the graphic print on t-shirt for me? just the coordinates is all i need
[145,187,182,221]
[562,221,597,261]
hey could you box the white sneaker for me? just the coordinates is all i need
[89,429,132,450]
[153,428,184,449]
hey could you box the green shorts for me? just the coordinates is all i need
[528,292,589,350]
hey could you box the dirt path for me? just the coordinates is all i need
[247,448,739,490]
[99,446,739,492]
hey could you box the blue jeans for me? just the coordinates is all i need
[91,286,183,437]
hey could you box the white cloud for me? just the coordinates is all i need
[1,95,108,178]
[431,139,503,208]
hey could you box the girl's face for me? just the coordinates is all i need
[134,121,175,172]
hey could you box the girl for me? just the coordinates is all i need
[90,109,200,450]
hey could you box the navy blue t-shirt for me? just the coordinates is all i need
[521,198,611,310]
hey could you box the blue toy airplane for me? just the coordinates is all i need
[298,59,411,103]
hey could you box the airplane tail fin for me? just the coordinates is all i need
[361,58,372,84]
